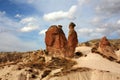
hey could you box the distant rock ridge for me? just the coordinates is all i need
[98,36,117,59]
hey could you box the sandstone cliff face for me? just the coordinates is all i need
[98,36,117,59]
[45,25,67,57]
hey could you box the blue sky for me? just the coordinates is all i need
[0,0,120,51]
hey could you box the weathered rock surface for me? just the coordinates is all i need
[67,22,78,57]
[45,25,67,57]
[57,25,67,53]
[98,36,117,59]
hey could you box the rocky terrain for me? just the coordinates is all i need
[0,38,120,80]
[79,38,120,49]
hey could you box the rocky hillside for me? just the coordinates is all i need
[79,39,120,49]
[0,39,120,80]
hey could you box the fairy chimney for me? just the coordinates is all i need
[67,22,78,57]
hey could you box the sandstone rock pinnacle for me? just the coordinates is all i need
[67,22,78,57]
[98,36,117,59]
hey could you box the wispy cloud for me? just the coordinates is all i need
[15,14,22,18]
[0,11,40,51]
[96,0,120,16]
[0,11,20,32]
[39,29,47,35]
[79,0,120,40]
[0,11,6,16]
[20,17,40,32]
[0,33,39,51]
[78,21,120,40]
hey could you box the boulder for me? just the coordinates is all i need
[98,36,117,59]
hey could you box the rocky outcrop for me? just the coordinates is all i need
[99,36,111,48]
[98,36,117,59]
[45,25,67,57]
[67,22,78,57]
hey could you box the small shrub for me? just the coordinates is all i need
[108,56,116,61]
[41,70,51,78]
[17,67,22,70]
[31,74,37,78]
[28,69,33,73]
[74,52,83,58]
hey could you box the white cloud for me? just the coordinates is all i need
[43,5,77,21]
[21,25,39,32]
[39,29,47,35]
[15,14,22,18]
[20,17,36,24]
[117,20,120,24]
[20,17,40,32]
[10,0,78,14]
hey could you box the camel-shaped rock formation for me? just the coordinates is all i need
[45,22,78,58]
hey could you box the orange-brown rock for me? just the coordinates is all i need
[98,36,117,59]
[45,25,67,57]
[58,25,67,49]
[99,36,111,48]
[67,22,78,57]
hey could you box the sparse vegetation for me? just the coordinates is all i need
[74,52,83,58]
[79,39,120,49]
[46,57,76,70]
[41,70,51,78]
[0,39,120,80]
[31,74,37,79]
